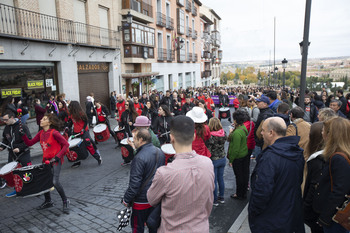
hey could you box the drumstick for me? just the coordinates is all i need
[0,141,11,149]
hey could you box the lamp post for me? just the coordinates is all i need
[274,67,278,87]
[282,58,288,89]
[299,0,312,110]
[118,11,133,31]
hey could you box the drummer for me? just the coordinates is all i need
[94,101,118,144]
[219,90,232,123]
[22,113,70,213]
[130,116,160,149]
[119,100,138,137]
[0,110,32,197]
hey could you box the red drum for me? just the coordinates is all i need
[13,164,53,197]
[93,124,110,142]
[66,138,89,162]
[0,161,21,187]
[114,127,126,143]
[120,138,134,163]
[161,143,176,165]
[219,107,230,119]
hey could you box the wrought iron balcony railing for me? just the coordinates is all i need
[166,49,175,61]
[0,3,119,48]
[192,30,197,39]
[157,48,166,61]
[122,0,153,18]
[156,12,166,27]
[186,27,192,37]
[165,16,174,30]
[185,0,192,12]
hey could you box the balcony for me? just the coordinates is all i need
[156,12,166,27]
[177,0,185,7]
[177,50,186,62]
[177,24,184,35]
[202,70,212,78]
[211,30,221,47]
[0,3,119,48]
[157,48,166,61]
[202,51,211,59]
[185,0,192,12]
[218,50,223,60]
[192,30,197,39]
[122,0,153,23]
[124,45,154,59]
[165,16,174,30]
[186,27,192,37]
[166,49,175,61]
[192,54,198,62]
[192,6,197,16]
[186,53,192,62]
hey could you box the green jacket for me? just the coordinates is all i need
[149,128,160,148]
[228,125,248,163]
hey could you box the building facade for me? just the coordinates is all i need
[200,5,222,87]
[149,0,202,92]
[0,0,122,114]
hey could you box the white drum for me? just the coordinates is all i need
[93,124,107,133]
[219,107,230,111]
[0,161,20,187]
[219,107,230,119]
[68,138,83,148]
[161,144,175,155]
[120,137,134,145]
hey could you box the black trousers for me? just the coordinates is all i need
[44,161,67,202]
[131,207,157,233]
[232,150,252,198]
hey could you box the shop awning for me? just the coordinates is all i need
[121,72,159,79]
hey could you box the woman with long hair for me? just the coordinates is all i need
[314,117,350,233]
[141,100,158,131]
[68,101,102,168]
[197,99,213,123]
[228,110,248,200]
[22,113,70,213]
[1,96,17,116]
[118,100,138,137]
[186,106,211,158]
[303,122,325,233]
[154,105,173,145]
[207,117,227,206]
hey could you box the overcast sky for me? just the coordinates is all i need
[200,0,350,62]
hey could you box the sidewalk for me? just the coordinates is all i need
[228,204,312,233]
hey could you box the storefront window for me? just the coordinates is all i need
[0,62,57,121]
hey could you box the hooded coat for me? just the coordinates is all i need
[248,136,305,233]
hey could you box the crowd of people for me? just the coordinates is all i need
[1,85,350,233]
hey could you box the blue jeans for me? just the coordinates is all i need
[323,222,349,233]
[212,157,226,201]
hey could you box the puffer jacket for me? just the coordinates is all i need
[123,143,165,204]
[207,129,227,160]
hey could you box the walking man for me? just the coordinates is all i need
[147,115,214,232]
[122,128,165,233]
[249,117,305,233]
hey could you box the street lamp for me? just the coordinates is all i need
[118,11,133,31]
[274,67,278,87]
[282,58,288,89]
[299,41,310,55]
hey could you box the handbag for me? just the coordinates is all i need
[330,152,350,230]
[146,203,161,230]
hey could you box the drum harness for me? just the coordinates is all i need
[3,123,29,162]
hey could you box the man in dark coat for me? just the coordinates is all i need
[248,117,305,233]
[254,95,274,148]
[122,129,165,233]
[336,89,347,116]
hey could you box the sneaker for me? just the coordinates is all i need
[213,201,219,207]
[218,197,225,204]
[37,200,54,210]
[97,156,102,165]
[63,199,70,214]
[121,161,131,167]
[0,181,7,189]
[5,190,16,198]
[71,161,81,168]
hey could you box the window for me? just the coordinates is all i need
[178,8,185,34]
[178,73,183,88]
[126,23,155,46]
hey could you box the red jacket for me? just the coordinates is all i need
[243,121,255,150]
[233,98,240,109]
[117,101,126,121]
[192,124,211,158]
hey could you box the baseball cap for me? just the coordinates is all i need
[255,95,270,104]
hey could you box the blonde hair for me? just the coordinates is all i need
[208,117,223,132]
[318,108,336,122]
[323,117,350,161]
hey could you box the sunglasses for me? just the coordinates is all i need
[2,118,9,122]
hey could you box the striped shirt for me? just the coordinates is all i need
[147,151,214,233]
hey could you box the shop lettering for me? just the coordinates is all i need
[1,89,22,98]
[78,64,101,71]
[27,80,44,89]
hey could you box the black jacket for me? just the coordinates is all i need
[85,101,95,119]
[1,120,31,161]
[303,151,325,228]
[219,94,230,107]
[180,102,195,115]
[110,96,116,111]
[123,143,165,204]
[339,96,347,116]
[303,103,318,123]
[141,107,158,130]
[154,115,173,144]
[254,107,274,147]
[160,96,173,111]
[119,110,135,136]
[171,98,182,116]
[313,153,350,226]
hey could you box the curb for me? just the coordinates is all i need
[228,204,249,233]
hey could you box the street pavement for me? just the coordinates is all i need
[0,109,249,233]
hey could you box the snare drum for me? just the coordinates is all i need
[93,124,110,142]
[0,161,21,187]
[114,127,126,142]
[66,138,89,162]
[161,143,176,165]
[13,164,54,197]
[120,138,134,163]
[219,107,230,119]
